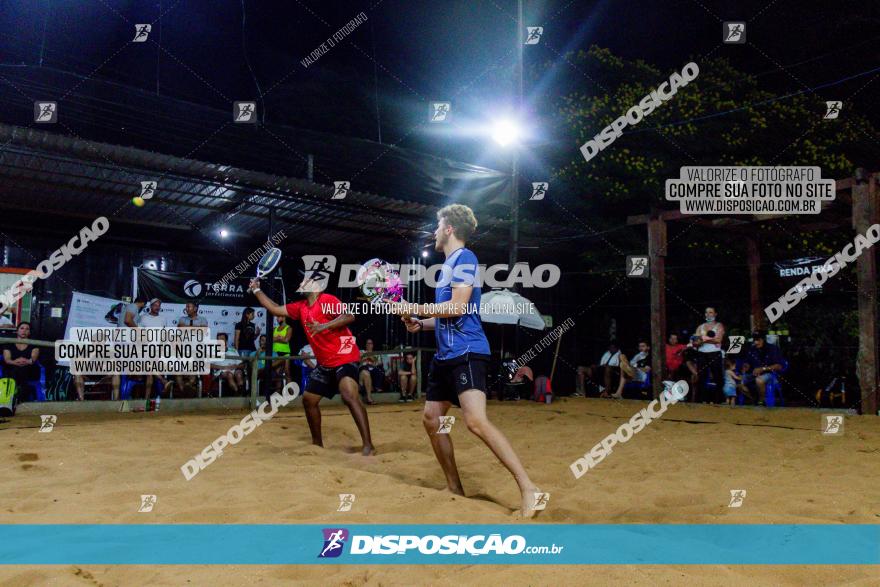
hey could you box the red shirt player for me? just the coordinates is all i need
[249,272,374,455]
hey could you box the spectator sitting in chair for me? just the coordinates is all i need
[741,331,785,406]
[398,351,417,403]
[612,340,651,399]
[210,333,244,395]
[358,338,383,405]
[2,321,40,402]
[74,374,120,401]
[578,341,621,397]
[815,366,847,408]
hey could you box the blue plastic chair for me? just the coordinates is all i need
[0,363,45,401]
[119,375,163,400]
[738,359,788,406]
[623,370,651,397]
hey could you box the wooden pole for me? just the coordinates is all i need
[746,236,764,331]
[852,170,879,415]
[648,216,667,399]
[549,331,564,384]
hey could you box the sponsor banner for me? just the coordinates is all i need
[0,525,877,564]
[774,257,826,292]
[135,268,282,305]
[65,292,268,348]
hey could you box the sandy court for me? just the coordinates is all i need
[1,397,878,585]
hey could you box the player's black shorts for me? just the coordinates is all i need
[426,352,490,406]
[305,362,359,399]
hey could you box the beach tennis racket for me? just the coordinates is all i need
[357,258,404,304]
[256,247,282,279]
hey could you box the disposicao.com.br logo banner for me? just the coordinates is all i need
[1,524,877,564]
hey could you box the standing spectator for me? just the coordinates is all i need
[742,331,785,406]
[175,302,207,395]
[234,307,259,357]
[136,298,169,397]
[119,296,146,327]
[2,322,40,402]
[398,351,417,402]
[665,333,686,379]
[272,315,292,383]
[138,298,168,327]
[177,302,207,328]
[723,357,741,406]
[694,307,725,403]
[577,341,621,397]
[613,340,651,399]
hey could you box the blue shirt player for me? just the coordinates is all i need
[395,204,542,518]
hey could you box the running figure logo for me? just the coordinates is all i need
[39,415,57,432]
[338,336,356,354]
[140,181,157,200]
[728,489,746,508]
[532,492,550,510]
[429,102,451,123]
[300,255,336,292]
[138,494,157,512]
[337,494,356,512]
[234,101,257,123]
[821,414,844,435]
[132,24,151,42]
[530,182,548,200]
[723,22,746,43]
[437,415,456,434]
[318,528,349,558]
[332,181,350,200]
[524,27,544,45]
[824,101,842,119]
[34,102,57,123]
[626,256,649,278]
[726,336,745,354]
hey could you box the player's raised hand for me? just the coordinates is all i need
[248,278,261,293]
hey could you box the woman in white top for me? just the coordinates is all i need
[694,307,725,403]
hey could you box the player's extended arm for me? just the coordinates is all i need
[248,278,290,319]
[408,286,472,318]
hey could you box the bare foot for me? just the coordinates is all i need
[444,484,465,497]
[361,444,376,456]
[519,486,543,519]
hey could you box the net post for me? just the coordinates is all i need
[416,348,422,399]
[249,353,260,409]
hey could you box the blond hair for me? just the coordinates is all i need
[437,204,478,242]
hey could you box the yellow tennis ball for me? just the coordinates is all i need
[132,196,145,207]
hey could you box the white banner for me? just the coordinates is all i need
[63,292,269,358]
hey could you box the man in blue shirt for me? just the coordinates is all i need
[394,204,542,518]
[742,331,786,406]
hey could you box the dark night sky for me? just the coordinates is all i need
[1,0,879,167]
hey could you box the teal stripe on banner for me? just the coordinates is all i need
[1,525,878,565]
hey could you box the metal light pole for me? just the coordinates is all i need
[509,0,523,270]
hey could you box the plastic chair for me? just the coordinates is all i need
[764,359,789,407]
[623,370,651,397]
[0,363,46,402]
